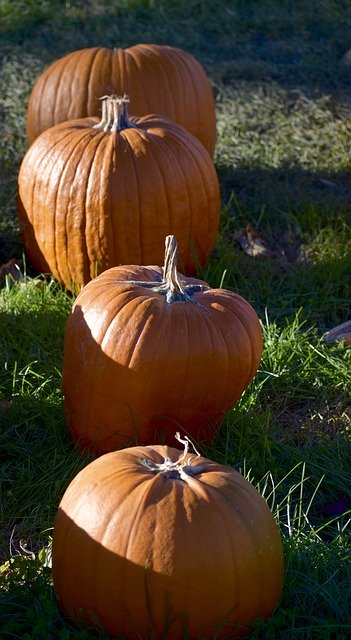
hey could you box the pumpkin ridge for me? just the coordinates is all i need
[110,128,142,264]
[196,299,232,414]
[127,45,174,119]
[126,300,171,436]
[218,294,262,386]
[34,58,61,140]
[144,46,181,120]
[145,122,216,266]
[109,131,127,262]
[124,48,153,115]
[118,295,166,368]
[86,48,109,115]
[169,48,198,136]
[27,126,87,279]
[161,129,219,260]
[212,300,256,401]
[113,48,125,103]
[63,290,129,443]
[170,469,248,638]
[91,128,116,277]
[207,486,257,631]
[177,302,215,417]
[203,288,262,383]
[57,126,106,286]
[127,125,173,263]
[27,54,67,141]
[18,140,51,271]
[32,128,92,280]
[178,290,256,414]
[226,485,281,620]
[86,293,162,420]
[123,128,145,263]
[190,475,241,627]
[139,128,173,249]
[189,474,279,629]
[157,134,201,264]
[63,127,107,285]
[78,294,167,447]
[154,304,193,423]
[83,123,121,280]
[192,298,236,418]
[54,51,81,124]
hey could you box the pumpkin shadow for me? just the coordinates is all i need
[1,2,351,96]
[216,164,351,228]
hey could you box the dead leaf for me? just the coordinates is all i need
[0,258,23,282]
[0,400,11,409]
[234,224,274,258]
[323,320,351,346]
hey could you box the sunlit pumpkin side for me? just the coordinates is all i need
[62,235,263,455]
[26,43,216,155]
[18,96,220,291]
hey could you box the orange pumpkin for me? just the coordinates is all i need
[52,437,284,639]
[18,96,220,291]
[62,235,263,455]
[26,44,216,155]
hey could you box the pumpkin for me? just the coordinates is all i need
[52,435,284,639]
[18,96,220,291]
[26,44,216,155]
[62,235,263,455]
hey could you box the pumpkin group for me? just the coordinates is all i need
[52,439,284,639]
[18,95,220,291]
[26,44,217,155]
[62,235,263,455]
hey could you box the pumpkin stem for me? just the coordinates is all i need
[174,431,201,463]
[93,95,137,133]
[140,431,206,480]
[162,235,187,298]
[153,235,207,304]
[118,235,209,305]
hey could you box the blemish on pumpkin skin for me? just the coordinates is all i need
[211,302,226,312]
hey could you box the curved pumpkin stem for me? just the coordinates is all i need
[162,235,187,298]
[120,235,209,305]
[154,235,208,304]
[140,431,207,480]
[94,94,137,133]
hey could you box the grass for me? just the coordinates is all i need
[0,0,351,638]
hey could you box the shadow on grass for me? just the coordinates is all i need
[1,0,351,94]
[217,164,351,228]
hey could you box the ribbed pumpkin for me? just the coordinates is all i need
[26,44,216,155]
[52,437,284,639]
[62,235,263,455]
[18,96,220,291]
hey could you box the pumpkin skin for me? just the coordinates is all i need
[62,235,263,455]
[18,97,220,291]
[26,44,216,155]
[52,442,284,639]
